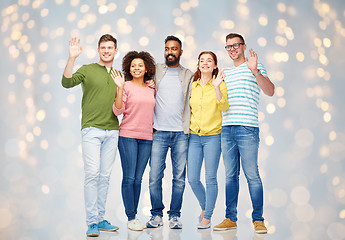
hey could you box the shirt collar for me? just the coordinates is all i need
[196,78,212,86]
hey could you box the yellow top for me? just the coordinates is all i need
[189,79,229,136]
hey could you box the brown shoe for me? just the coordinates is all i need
[253,221,267,234]
[213,218,237,231]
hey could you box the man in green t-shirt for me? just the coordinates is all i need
[62,34,120,237]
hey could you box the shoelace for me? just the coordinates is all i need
[102,220,110,225]
[171,216,178,222]
[90,223,98,229]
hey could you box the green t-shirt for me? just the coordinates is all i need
[62,63,119,130]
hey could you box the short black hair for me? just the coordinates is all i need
[225,33,245,44]
[164,35,182,48]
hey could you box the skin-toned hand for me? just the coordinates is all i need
[245,48,275,96]
[68,37,83,59]
[212,69,225,88]
[111,69,124,88]
[145,80,155,89]
[212,69,225,101]
[245,48,258,73]
[63,37,83,78]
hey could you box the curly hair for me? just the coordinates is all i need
[193,51,219,82]
[122,51,156,82]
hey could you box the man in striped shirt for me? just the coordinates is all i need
[213,33,274,234]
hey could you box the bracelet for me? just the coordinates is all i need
[253,70,261,77]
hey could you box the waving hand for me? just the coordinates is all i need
[245,48,258,72]
[69,37,83,59]
[111,69,125,88]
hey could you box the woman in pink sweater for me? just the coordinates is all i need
[112,51,155,231]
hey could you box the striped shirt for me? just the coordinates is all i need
[222,62,267,127]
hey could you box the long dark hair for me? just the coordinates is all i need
[193,51,219,82]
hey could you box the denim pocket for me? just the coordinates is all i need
[81,127,92,136]
[241,126,258,134]
[241,126,259,143]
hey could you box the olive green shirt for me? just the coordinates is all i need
[62,63,119,130]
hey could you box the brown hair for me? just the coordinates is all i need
[98,34,117,48]
[193,51,219,81]
[225,33,245,44]
[122,51,156,82]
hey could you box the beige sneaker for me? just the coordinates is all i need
[253,221,267,234]
[213,218,237,231]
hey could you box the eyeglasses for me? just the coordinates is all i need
[225,43,244,50]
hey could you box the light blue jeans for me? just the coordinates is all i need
[118,136,152,221]
[149,131,188,217]
[187,134,221,220]
[221,125,264,222]
[81,127,118,226]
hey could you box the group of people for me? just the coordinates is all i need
[61,32,274,237]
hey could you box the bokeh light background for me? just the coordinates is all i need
[1,0,345,239]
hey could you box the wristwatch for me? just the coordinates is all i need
[253,70,261,77]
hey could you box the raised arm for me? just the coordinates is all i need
[212,69,225,101]
[63,37,83,78]
[246,48,275,97]
[212,69,229,111]
[111,69,125,112]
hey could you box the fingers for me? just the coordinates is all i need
[249,48,257,58]
[69,37,75,46]
[111,69,117,79]
[69,37,80,46]
[220,69,225,79]
[146,80,155,88]
[111,69,117,78]
[111,69,123,79]
[213,69,225,82]
[216,70,224,80]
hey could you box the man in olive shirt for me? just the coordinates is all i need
[62,34,119,237]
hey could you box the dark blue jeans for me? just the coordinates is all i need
[118,136,152,221]
[221,125,264,222]
[149,131,188,217]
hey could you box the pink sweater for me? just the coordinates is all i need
[113,81,155,140]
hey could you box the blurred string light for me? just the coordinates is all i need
[1,0,345,239]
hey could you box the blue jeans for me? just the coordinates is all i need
[81,127,118,226]
[118,136,152,221]
[149,131,188,217]
[221,125,264,222]
[187,134,221,220]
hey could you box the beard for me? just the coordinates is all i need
[165,54,181,67]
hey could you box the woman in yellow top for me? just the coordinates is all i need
[187,51,229,229]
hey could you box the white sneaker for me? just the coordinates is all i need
[127,218,146,231]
